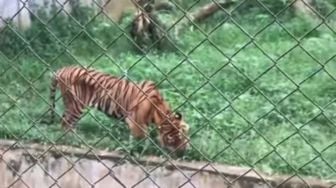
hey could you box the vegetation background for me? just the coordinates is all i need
[1,0,336,180]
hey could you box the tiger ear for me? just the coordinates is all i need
[174,112,182,120]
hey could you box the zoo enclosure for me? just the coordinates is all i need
[1,0,336,187]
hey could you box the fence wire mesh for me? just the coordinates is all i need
[1,0,336,187]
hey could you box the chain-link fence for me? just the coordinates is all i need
[1,0,336,187]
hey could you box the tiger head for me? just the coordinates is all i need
[157,111,190,153]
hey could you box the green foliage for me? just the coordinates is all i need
[1,0,336,180]
[0,6,123,61]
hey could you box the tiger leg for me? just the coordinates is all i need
[61,93,84,130]
[125,116,147,139]
[125,97,154,138]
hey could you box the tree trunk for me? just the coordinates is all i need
[190,1,235,23]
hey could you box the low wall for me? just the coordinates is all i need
[0,140,334,188]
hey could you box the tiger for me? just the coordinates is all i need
[47,66,190,152]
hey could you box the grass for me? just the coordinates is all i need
[1,10,336,180]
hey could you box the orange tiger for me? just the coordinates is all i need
[47,66,190,152]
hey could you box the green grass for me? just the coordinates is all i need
[1,12,336,180]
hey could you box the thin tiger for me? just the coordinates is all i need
[47,66,190,152]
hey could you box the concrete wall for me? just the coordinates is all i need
[0,140,333,188]
[0,0,31,30]
[0,0,98,30]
